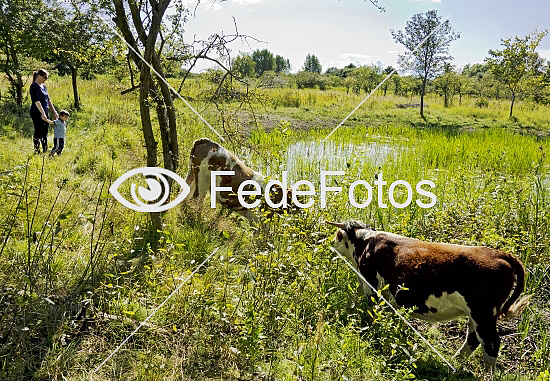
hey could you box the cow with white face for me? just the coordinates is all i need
[326,220,531,371]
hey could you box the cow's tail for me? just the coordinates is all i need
[499,254,531,319]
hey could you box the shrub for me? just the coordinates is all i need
[475,98,489,108]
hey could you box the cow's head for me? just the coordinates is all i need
[325,220,373,263]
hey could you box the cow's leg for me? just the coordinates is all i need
[454,318,480,358]
[472,314,500,372]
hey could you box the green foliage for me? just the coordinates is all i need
[296,71,326,90]
[475,97,489,108]
[0,0,48,108]
[325,63,356,78]
[391,10,460,80]
[433,64,459,107]
[486,29,549,117]
[303,53,322,74]
[351,65,382,94]
[252,49,276,77]
[391,10,460,116]
[1,74,550,380]
[233,53,256,78]
[258,70,288,88]
[275,54,291,73]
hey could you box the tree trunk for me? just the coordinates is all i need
[153,88,173,172]
[13,74,23,112]
[139,64,157,167]
[70,64,81,110]
[420,76,427,118]
[509,92,515,119]
[5,40,24,111]
[151,53,178,170]
[112,0,172,245]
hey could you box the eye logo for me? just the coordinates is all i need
[109,167,190,212]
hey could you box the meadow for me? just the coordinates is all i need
[0,75,549,380]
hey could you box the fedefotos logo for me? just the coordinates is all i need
[110,167,190,212]
[110,167,437,213]
[210,170,437,209]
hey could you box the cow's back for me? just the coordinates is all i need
[185,138,263,210]
[372,233,517,319]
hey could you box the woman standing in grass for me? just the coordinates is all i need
[29,69,58,154]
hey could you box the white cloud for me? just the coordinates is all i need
[538,49,550,61]
[179,0,199,6]
[323,53,387,69]
[342,53,374,62]
[231,0,264,4]
[205,2,222,11]
[179,0,223,11]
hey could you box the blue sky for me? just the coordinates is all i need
[180,0,550,73]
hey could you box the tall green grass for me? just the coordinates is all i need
[0,75,549,380]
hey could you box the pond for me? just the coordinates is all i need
[273,140,404,182]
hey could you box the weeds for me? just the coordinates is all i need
[0,75,549,380]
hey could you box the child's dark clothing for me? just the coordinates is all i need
[50,118,67,156]
[51,138,64,156]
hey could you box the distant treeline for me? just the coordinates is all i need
[1,0,548,115]
[218,49,550,107]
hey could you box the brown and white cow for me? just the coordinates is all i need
[185,138,292,219]
[326,220,531,371]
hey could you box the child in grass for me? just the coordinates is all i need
[49,110,70,156]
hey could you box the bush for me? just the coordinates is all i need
[475,98,489,108]
[295,71,326,90]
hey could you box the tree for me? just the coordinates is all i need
[382,65,395,96]
[454,72,471,106]
[110,0,189,238]
[486,29,548,118]
[0,0,45,110]
[391,10,460,117]
[111,0,254,239]
[44,1,114,110]
[325,64,355,78]
[303,53,322,73]
[531,64,550,105]
[252,49,275,77]
[295,71,325,89]
[462,64,500,98]
[392,74,401,95]
[351,65,381,94]
[275,54,291,73]
[258,70,287,88]
[433,63,458,107]
[233,53,255,78]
